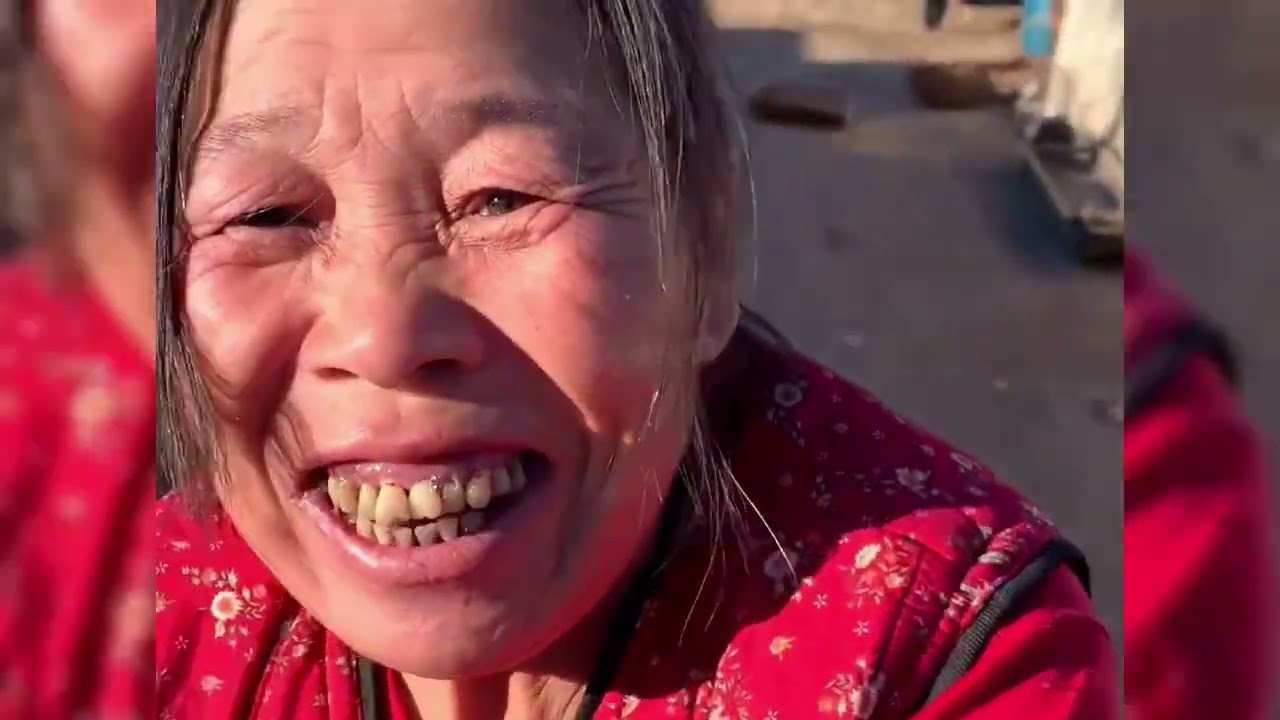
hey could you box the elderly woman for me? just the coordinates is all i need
[0,0,154,717]
[154,0,1117,717]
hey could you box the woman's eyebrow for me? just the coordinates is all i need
[452,95,573,128]
[192,94,589,165]
[193,106,308,164]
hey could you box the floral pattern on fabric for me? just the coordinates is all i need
[0,260,155,719]
[156,332,1101,719]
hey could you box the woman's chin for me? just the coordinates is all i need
[289,520,560,667]
[268,467,567,675]
[317,593,543,679]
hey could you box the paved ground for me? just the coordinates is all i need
[1128,0,1280,467]
[712,20,1125,650]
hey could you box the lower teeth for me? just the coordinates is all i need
[348,510,485,547]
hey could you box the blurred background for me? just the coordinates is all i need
[701,0,1277,712]
[707,0,1126,653]
[1128,0,1279,473]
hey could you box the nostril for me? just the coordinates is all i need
[314,366,360,382]
[312,357,470,386]
[402,357,473,389]
[418,357,468,376]
[306,301,488,387]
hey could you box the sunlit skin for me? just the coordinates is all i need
[181,0,735,717]
[31,0,155,352]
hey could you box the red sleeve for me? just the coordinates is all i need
[915,567,1118,719]
[1124,356,1276,720]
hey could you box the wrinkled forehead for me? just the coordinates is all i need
[220,0,593,80]
[205,0,620,157]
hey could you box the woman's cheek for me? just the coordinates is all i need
[184,265,302,419]
[488,227,673,431]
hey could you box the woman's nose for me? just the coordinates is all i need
[303,278,488,390]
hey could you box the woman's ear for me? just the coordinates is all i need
[695,281,741,365]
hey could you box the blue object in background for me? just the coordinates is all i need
[1022,0,1056,58]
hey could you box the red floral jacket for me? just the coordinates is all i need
[0,258,154,719]
[156,323,1115,719]
[1124,252,1276,720]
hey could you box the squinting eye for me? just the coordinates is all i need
[473,189,536,218]
[233,206,311,229]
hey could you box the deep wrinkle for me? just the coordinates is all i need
[192,94,616,171]
[186,98,647,257]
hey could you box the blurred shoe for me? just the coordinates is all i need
[747,79,851,129]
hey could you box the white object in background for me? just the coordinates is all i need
[1043,0,1125,191]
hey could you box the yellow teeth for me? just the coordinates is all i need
[408,482,443,520]
[437,516,460,542]
[414,523,439,547]
[357,483,378,518]
[440,480,467,515]
[328,477,359,514]
[326,457,533,546]
[466,470,492,509]
[392,526,414,547]
[373,483,409,525]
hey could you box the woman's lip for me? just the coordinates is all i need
[295,462,553,586]
[296,435,542,489]
[299,435,535,474]
[326,452,529,486]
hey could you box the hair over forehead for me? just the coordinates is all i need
[155,0,745,506]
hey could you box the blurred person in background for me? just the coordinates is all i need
[1125,250,1277,720]
[0,0,155,717]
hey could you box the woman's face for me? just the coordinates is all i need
[182,0,730,677]
[34,0,155,170]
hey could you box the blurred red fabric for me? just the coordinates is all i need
[1124,252,1277,719]
[0,259,154,719]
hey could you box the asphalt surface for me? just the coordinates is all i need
[1129,0,1280,468]
[717,26,1125,648]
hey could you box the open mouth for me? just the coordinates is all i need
[318,452,546,548]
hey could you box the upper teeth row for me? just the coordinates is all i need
[326,461,527,525]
